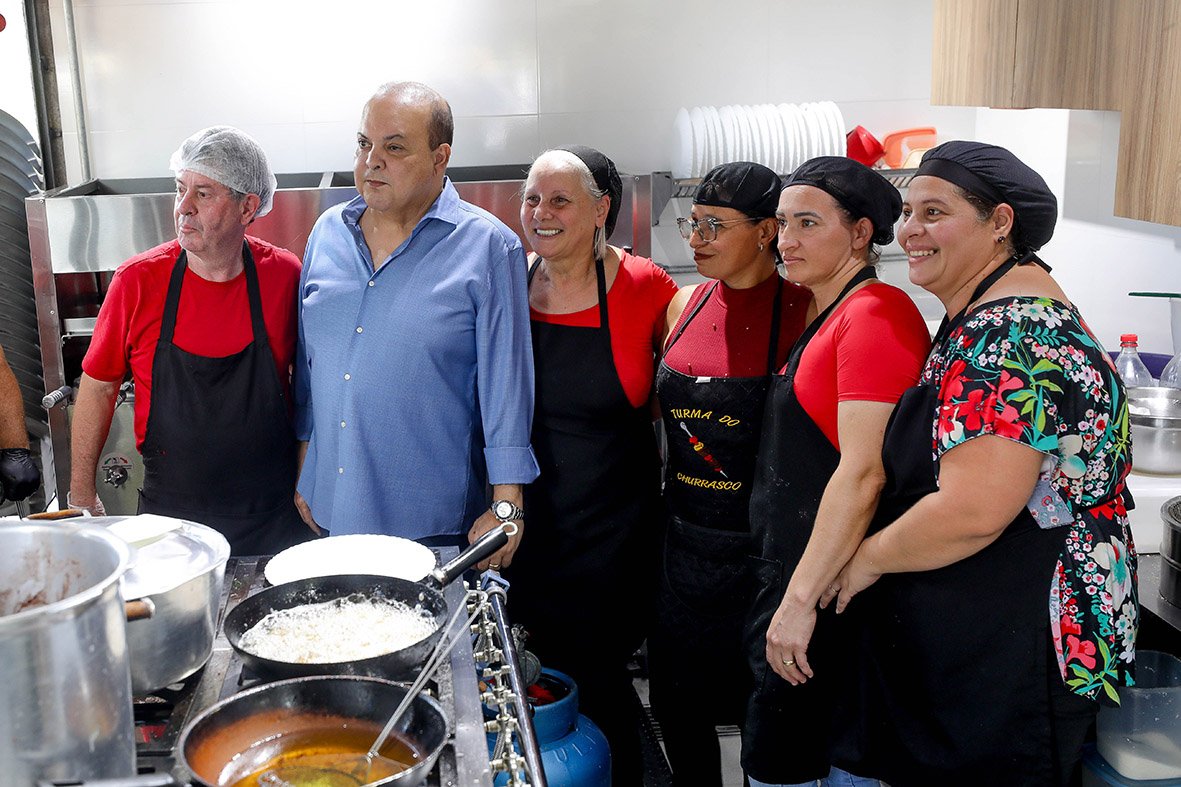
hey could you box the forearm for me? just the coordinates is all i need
[0,353,27,448]
[69,374,121,499]
[859,489,1010,575]
[784,462,885,607]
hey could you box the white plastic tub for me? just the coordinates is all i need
[1096,650,1181,781]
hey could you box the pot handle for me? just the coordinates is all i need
[125,598,155,622]
[428,524,510,587]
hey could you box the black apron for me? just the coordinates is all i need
[506,257,662,786]
[742,266,877,784]
[138,242,311,556]
[648,277,783,773]
[836,256,1109,786]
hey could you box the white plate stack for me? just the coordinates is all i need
[671,102,846,179]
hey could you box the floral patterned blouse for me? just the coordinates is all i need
[923,296,1138,703]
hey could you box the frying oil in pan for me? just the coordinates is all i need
[218,719,422,787]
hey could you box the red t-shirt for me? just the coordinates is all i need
[663,273,812,377]
[83,237,302,450]
[791,283,932,450]
[530,250,678,408]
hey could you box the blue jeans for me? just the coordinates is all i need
[748,765,881,787]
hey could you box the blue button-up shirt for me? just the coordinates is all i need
[294,179,539,539]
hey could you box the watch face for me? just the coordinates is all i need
[494,501,513,519]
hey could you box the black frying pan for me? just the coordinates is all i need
[223,525,508,681]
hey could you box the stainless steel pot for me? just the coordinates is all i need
[94,516,231,694]
[0,521,136,784]
[1128,387,1181,474]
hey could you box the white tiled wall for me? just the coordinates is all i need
[17,0,975,181]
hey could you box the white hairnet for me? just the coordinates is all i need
[169,126,277,218]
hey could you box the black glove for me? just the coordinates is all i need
[0,448,41,502]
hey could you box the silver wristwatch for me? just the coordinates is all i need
[491,499,524,522]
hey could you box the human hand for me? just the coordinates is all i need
[0,448,40,502]
[467,509,522,570]
[833,545,881,614]
[294,491,321,535]
[766,595,818,685]
[66,489,106,516]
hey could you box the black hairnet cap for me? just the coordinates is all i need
[916,141,1058,251]
[782,156,902,245]
[693,162,781,219]
[557,145,623,238]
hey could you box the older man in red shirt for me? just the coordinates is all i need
[70,126,312,555]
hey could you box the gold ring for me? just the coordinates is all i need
[489,563,501,571]
[782,658,795,667]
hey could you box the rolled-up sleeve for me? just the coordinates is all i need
[477,235,539,485]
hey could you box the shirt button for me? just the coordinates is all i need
[340,420,346,428]
[368,281,375,287]
[344,373,351,380]
[356,326,363,333]
[338,467,344,474]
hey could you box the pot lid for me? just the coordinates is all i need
[93,515,230,598]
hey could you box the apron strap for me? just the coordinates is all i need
[240,241,268,345]
[527,256,613,332]
[663,280,720,355]
[764,276,784,376]
[158,252,189,345]
[933,252,1051,348]
[782,265,877,378]
[158,242,266,345]
[664,275,784,377]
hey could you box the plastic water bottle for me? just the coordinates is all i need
[1160,349,1181,389]
[1115,334,1155,388]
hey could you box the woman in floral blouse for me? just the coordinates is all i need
[827,141,1137,787]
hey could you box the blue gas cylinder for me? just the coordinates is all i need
[486,668,611,787]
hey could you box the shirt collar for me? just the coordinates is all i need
[342,176,461,231]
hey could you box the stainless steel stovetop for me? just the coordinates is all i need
[133,553,493,786]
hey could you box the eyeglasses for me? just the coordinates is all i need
[676,216,761,242]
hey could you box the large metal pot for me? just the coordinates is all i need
[0,521,136,784]
[179,676,448,787]
[1128,387,1181,474]
[109,517,231,695]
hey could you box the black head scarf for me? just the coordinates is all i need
[693,161,781,218]
[556,145,623,238]
[782,156,902,245]
[916,141,1058,251]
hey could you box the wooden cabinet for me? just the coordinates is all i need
[931,0,1181,227]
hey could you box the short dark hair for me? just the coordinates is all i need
[374,81,453,150]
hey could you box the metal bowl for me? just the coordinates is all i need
[1128,387,1181,475]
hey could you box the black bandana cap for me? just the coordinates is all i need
[556,145,623,238]
[782,156,902,245]
[916,141,1058,251]
[693,161,781,219]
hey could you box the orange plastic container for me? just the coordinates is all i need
[881,127,937,169]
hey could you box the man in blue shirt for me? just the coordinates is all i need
[294,81,538,569]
